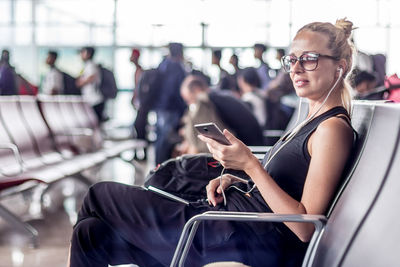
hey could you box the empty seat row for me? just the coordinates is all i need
[0,95,146,246]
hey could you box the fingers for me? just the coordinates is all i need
[198,134,224,149]
[223,129,237,143]
[206,177,229,206]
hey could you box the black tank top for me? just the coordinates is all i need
[261,106,350,201]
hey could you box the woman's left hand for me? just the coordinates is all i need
[198,129,258,172]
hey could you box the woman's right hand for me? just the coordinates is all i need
[206,175,234,206]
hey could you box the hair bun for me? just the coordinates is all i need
[335,18,354,39]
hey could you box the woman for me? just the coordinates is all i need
[69,19,355,267]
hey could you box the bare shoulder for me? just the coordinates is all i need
[317,115,353,139]
[312,115,354,150]
[308,115,353,157]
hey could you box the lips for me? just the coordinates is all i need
[294,79,309,87]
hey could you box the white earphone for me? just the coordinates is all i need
[337,66,343,76]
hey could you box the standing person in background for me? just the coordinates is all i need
[42,50,63,95]
[153,42,187,164]
[212,49,234,91]
[76,46,103,122]
[130,48,144,108]
[254,43,271,90]
[130,48,146,140]
[0,49,18,95]
[229,53,242,94]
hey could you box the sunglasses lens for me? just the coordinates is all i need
[281,56,293,72]
[301,54,319,71]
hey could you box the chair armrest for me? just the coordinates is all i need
[249,146,272,153]
[0,143,25,176]
[171,211,327,267]
[54,128,100,151]
[249,146,272,160]
[263,129,285,138]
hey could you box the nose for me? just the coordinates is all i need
[291,59,304,73]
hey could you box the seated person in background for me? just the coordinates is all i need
[174,74,233,155]
[69,18,356,267]
[353,70,384,100]
[207,89,264,146]
[237,67,267,128]
[266,48,296,103]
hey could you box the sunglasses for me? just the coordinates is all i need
[281,52,339,73]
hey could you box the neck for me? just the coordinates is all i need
[307,87,343,118]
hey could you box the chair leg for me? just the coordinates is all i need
[0,203,39,248]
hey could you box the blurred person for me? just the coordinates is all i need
[129,48,149,141]
[212,49,235,91]
[153,42,187,164]
[237,67,266,128]
[69,18,356,267]
[253,43,271,90]
[130,48,144,108]
[174,74,232,155]
[76,46,104,122]
[265,48,295,103]
[229,53,241,93]
[42,50,64,95]
[0,49,18,95]
[229,54,241,74]
[353,70,384,100]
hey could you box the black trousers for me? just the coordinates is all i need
[92,101,106,123]
[70,182,285,267]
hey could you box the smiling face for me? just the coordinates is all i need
[289,30,341,101]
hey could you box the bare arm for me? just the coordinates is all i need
[200,117,353,242]
[76,74,96,88]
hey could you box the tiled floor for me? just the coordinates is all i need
[0,153,153,267]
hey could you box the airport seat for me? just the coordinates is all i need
[171,101,400,267]
[250,98,309,160]
[0,95,145,247]
[38,95,147,161]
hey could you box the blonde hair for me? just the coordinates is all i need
[296,18,355,113]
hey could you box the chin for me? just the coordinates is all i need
[294,88,309,98]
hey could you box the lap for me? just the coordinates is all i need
[77,181,283,266]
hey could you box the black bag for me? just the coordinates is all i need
[98,65,118,99]
[62,71,81,95]
[136,68,163,108]
[144,153,249,201]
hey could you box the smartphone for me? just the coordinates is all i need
[194,122,231,145]
[147,186,190,205]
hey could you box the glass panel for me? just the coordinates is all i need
[354,27,387,54]
[0,1,11,23]
[38,0,114,25]
[15,0,32,24]
[207,24,268,47]
[116,24,154,46]
[387,0,400,26]
[15,25,32,45]
[0,27,14,45]
[13,46,37,84]
[36,26,90,45]
[92,27,113,45]
[388,28,400,75]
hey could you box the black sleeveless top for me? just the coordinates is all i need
[262,106,351,201]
